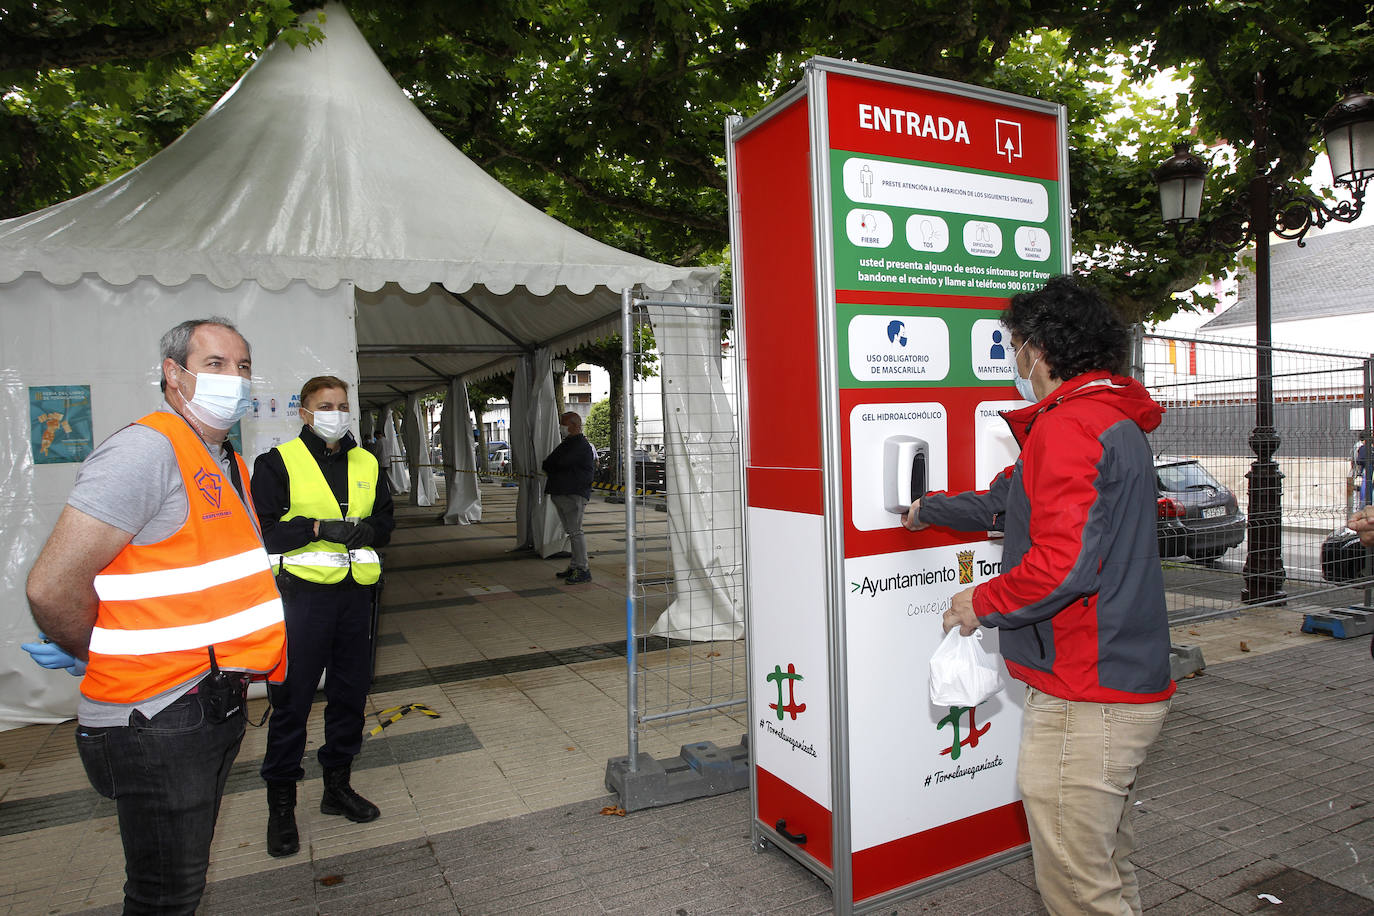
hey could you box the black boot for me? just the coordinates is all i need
[320,762,380,823]
[266,782,300,857]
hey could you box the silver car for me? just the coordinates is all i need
[1155,457,1246,562]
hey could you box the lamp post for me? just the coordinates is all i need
[1154,75,1374,604]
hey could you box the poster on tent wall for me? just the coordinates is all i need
[29,385,93,464]
[827,63,1067,904]
[733,58,1069,911]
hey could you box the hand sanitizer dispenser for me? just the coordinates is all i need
[883,435,928,515]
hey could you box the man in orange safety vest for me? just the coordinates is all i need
[25,317,286,915]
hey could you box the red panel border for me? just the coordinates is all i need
[756,764,835,870]
[736,97,823,490]
[852,801,1029,901]
[747,467,824,517]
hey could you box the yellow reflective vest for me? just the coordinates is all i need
[274,437,381,585]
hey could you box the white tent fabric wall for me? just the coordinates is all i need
[403,392,437,507]
[0,0,718,726]
[510,355,536,549]
[0,275,355,727]
[531,348,568,558]
[647,302,744,642]
[383,408,409,495]
[509,350,566,553]
[441,378,482,524]
[0,364,65,728]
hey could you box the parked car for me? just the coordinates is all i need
[1155,457,1246,562]
[1321,527,1370,583]
[484,440,510,473]
[488,447,511,474]
[593,448,666,491]
[1156,496,1189,559]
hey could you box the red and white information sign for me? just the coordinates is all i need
[731,58,1069,911]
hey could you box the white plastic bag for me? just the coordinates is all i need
[928,628,1005,707]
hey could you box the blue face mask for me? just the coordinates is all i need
[1008,342,1040,402]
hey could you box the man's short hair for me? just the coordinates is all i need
[561,411,583,431]
[300,376,350,410]
[1000,275,1129,380]
[159,317,250,392]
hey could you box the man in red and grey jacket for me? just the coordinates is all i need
[906,275,1173,916]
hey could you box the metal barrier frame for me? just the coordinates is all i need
[616,289,746,780]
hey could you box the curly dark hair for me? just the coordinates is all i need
[1000,275,1129,380]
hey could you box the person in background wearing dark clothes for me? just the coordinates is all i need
[363,431,383,461]
[1354,436,1374,508]
[543,411,595,583]
[251,376,394,857]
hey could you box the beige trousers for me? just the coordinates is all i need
[1017,687,1171,916]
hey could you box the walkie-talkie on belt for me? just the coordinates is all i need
[199,645,247,723]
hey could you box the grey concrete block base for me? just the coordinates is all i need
[1169,642,1205,680]
[605,737,749,812]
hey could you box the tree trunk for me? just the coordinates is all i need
[607,374,624,486]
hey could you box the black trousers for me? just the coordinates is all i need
[78,693,243,913]
[260,582,374,782]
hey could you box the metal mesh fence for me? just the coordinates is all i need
[613,320,1374,767]
[621,295,747,764]
[1139,332,1374,621]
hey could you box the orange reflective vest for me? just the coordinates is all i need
[83,411,287,704]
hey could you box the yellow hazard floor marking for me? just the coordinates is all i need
[368,703,440,737]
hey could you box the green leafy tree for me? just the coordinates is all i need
[9,0,1371,326]
[0,1,323,217]
[1060,1,1374,319]
[584,398,612,451]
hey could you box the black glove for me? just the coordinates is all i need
[317,520,355,544]
[343,521,374,550]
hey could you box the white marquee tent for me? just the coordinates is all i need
[0,4,716,727]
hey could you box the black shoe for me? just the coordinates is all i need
[555,567,575,578]
[266,782,300,857]
[320,763,380,823]
[564,568,592,584]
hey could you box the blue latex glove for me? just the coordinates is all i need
[21,637,86,676]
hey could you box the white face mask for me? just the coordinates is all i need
[309,410,350,444]
[1009,343,1041,403]
[179,366,252,429]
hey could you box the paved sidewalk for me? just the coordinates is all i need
[85,637,1374,915]
[2,481,1372,914]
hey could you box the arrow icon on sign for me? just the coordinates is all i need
[995,119,1023,164]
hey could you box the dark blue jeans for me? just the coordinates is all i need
[261,583,373,782]
[76,693,245,915]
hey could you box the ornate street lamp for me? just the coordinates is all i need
[1154,76,1374,604]
[1323,88,1374,187]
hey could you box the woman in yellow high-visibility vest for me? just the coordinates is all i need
[250,376,395,858]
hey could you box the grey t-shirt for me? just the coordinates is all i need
[71,406,238,726]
